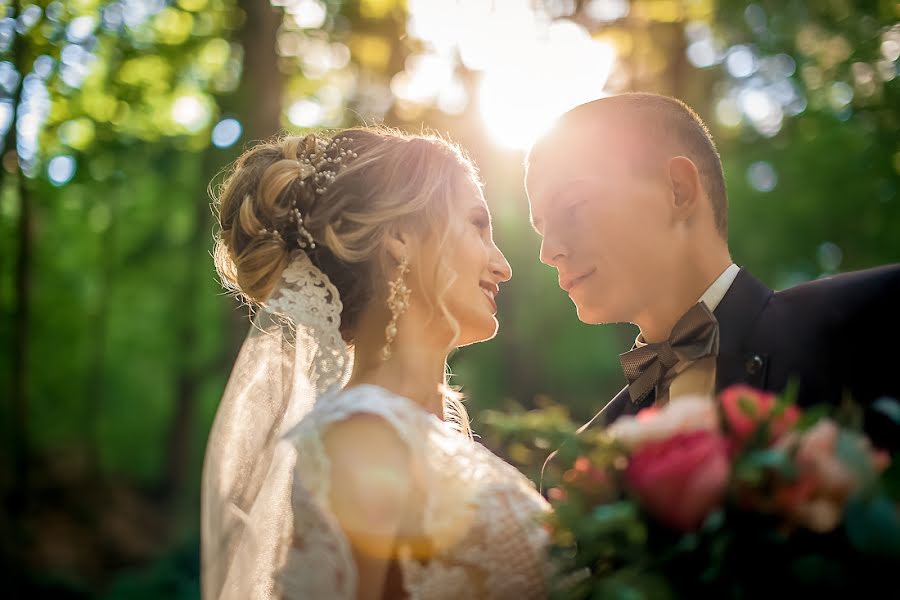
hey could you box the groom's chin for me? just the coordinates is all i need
[573,303,610,325]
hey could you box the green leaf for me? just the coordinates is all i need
[871,396,900,426]
[794,405,831,432]
[845,495,900,558]
[835,430,878,489]
[882,456,900,500]
[733,448,795,483]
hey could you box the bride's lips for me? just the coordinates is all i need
[480,281,498,312]
[560,268,596,293]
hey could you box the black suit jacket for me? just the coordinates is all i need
[543,264,900,488]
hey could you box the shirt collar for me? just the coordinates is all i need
[634,263,739,348]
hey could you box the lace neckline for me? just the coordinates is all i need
[327,383,445,423]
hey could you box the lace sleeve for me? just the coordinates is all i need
[276,386,422,600]
[277,386,551,599]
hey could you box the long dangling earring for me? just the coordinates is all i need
[381,256,410,361]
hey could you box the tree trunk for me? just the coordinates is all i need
[4,4,30,516]
[83,179,117,477]
[10,170,30,504]
[239,0,284,140]
[162,155,213,505]
[160,0,285,505]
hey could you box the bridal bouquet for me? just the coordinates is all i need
[542,386,900,598]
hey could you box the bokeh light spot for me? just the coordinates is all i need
[747,161,777,192]
[48,155,76,186]
[211,118,242,148]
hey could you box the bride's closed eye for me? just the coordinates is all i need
[470,205,491,234]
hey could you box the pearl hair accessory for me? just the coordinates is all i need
[286,133,359,251]
[258,224,283,241]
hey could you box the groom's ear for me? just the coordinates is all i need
[667,156,702,216]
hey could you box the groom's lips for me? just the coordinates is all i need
[560,269,596,293]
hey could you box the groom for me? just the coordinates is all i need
[525,93,900,455]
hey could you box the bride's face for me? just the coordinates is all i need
[412,184,512,348]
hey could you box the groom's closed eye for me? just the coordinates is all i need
[532,180,596,236]
[566,199,586,218]
[547,196,588,231]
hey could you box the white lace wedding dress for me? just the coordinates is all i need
[277,384,550,599]
[202,253,550,599]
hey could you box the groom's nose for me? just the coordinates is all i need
[539,236,566,267]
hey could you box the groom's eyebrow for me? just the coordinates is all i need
[530,178,584,235]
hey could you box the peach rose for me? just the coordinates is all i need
[609,395,720,451]
[774,420,860,533]
[547,487,567,502]
[561,456,617,504]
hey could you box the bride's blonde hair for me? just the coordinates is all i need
[211,127,478,436]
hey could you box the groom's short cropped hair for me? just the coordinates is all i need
[528,93,729,238]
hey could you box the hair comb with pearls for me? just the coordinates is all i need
[288,133,359,250]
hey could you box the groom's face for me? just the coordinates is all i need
[525,125,677,325]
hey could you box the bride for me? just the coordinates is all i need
[201,128,549,599]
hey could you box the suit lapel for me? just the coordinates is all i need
[540,385,652,494]
[578,383,654,434]
[713,268,774,391]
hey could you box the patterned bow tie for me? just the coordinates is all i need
[619,302,720,405]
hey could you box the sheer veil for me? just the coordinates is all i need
[201,251,352,599]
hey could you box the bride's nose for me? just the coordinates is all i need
[489,246,512,282]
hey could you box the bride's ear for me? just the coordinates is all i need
[667,156,702,218]
[383,228,412,266]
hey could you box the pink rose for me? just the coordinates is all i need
[720,385,800,446]
[626,430,731,531]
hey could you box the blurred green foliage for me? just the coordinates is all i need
[0,0,897,596]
